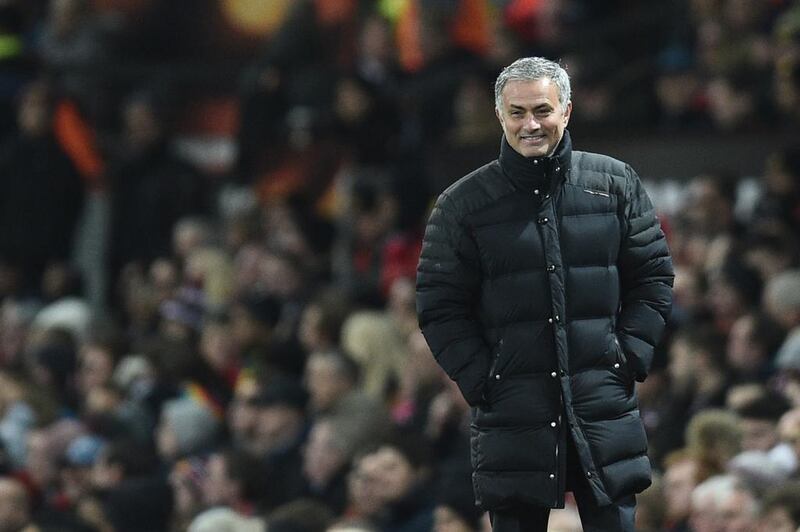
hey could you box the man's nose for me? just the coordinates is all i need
[523,113,540,130]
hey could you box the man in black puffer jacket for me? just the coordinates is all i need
[416,57,674,531]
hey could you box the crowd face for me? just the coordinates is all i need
[26,431,57,489]
[78,345,115,395]
[123,100,162,152]
[717,488,759,532]
[91,452,121,491]
[203,454,238,508]
[496,78,571,158]
[434,506,472,532]
[155,416,180,461]
[758,506,797,532]
[17,84,51,138]
[49,0,83,39]
[664,458,698,522]
[227,382,261,452]
[302,420,347,488]
[305,355,350,413]
[739,417,779,452]
[299,304,325,353]
[0,478,30,532]
[360,446,415,504]
[348,445,417,517]
[253,404,304,455]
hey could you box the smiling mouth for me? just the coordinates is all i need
[520,135,546,142]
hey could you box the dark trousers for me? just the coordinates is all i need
[489,433,637,532]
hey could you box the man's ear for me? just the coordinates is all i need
[495,106,503,126]
[563,101,573,125]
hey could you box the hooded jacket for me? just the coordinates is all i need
[416,131,673,509]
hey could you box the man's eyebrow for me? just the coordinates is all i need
[508,103,553,110]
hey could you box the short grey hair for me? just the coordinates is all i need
[494,57,571,112]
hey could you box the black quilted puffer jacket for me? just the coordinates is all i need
[416,131,674,510]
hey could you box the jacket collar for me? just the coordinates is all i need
[499,130,572,192]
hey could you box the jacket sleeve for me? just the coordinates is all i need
[416,193,490,406]
[617,167,674,381]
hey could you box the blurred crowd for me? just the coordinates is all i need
[0,0,799,531]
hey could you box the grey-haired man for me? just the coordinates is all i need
[417,57,674,531]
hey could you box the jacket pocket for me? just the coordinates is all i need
[482,339,504,402]
[487,339,504,378]
[611,335,635,392]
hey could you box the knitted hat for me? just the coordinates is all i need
[161,396,220,456]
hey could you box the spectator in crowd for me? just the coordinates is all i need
[202,448,264,515]
[636,476,667,532]
[0,80,84,295]
[649,325,730,463]
[106,88,208,292]
[91,438,157,493]
[302,417,353,515]
[690,474,759,532]
[266,497,334,532]
[36,0,110,113]
[778,408,800,473]
[753,144,800,232]
[706,259,763,335]
[304,350,390,452]
[766,270,800,378]
[99,472,173,532]
[340,304,406,402]
[250,375,309,512]
[156,394,221,463]
[726,311,784,383]
[733,390,792,452]
[59,434,106,505]
[172,217,214,266]
[0,476,34,532]
[685,409,742,483]
[758,482,800,532]
[742,225,798,284]
[298,289,351,356]
[434,469,484,532]
[345,432,435,532]
[169,456,208,531]
[333,177,401,307]
[230,291,304,378]
[661,449,699,532]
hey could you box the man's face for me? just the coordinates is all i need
[496,78,571,158]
